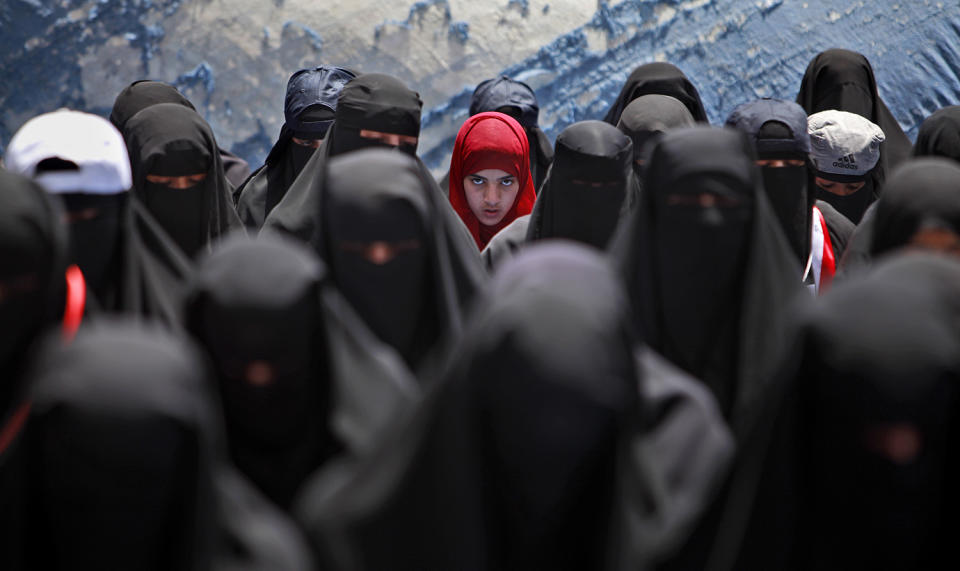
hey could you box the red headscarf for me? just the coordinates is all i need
[449,112,537,249]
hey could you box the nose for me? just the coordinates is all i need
[169,176,194,189]
[483,182,500,205]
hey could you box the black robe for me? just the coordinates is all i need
[8,318,313,570]
[913,105,960,161]
[261,73,485,310]
[709,252,960,571]
[482,120,639,271]
[0,172,70,550]
[840,106,960,274]
[840,157,960,276]
[185,231,418,508]
[318,149,483,376]
[124,103,243,260]
[616,93,696,177]
[610,126,802,432]
[602,62,709,126]
[293,242,732,570]
[796,49,912,199]
[110,79,250,188]
[235,66,357,229]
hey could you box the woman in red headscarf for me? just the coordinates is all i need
[449,112,537,249]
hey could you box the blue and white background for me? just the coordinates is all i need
[2,0,958,174]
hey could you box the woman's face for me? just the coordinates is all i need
[463,168,518,226]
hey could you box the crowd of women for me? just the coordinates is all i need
[1,45,959,569]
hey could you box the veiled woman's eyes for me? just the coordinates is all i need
[471,177,485,185]
[499,178,515,187]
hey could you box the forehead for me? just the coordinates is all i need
[468,168,513,179]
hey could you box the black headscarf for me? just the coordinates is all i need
[526,120,638,246]
[110,80,251,188]
[913,105,960,161]
[870,157,960,257]
[610,126,802,429]
[0,170,66,420]
[839,107,960,277]
[263,74,486,310]
[12,318,312,570]
[602,62,709,126]
[124,103,242,259]
[725,98,824,266]
[796,49,912,191]
[709,252,960,571]
[294,242,733,570]
[235,66,357,229]
[616,94,696,175]
[481,120,639,271]
[261,73,421,245]
[318,149,476,374]
[469,75,554,190]
[185,232,417,508]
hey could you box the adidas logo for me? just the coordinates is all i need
[832,153,858,169]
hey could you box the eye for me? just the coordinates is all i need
[499,178,515,187]
[471,177,485,185]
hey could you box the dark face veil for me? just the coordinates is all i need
[320,150,439,371]
[711,253,960,571]
[526,120,638,249]
[235,66,358,230]
[260,73,425,246]
[0,171,66,403]
[124,103,241,259]
[187,233,340,508]
[796,49,913,188]
[610,126,802,428]
[295,243,639,571]
[18,319,313,570]
[603,62,709,126]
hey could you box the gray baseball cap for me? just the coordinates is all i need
[808,109,885,181]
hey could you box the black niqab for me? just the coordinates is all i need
[186,232,419,508]
[871,158,960,257]
[913,105,960,161]
[616,93,696,172]
[110,80,250,188]
[262,74,486,318]
[0,170,66,414]
[188,234,338,508]
[59,193,125,303]
[295,242,734,570]
[296,243,638,570]
[602,62,709,125]
[235,66,357,229]
[796,49,913,189]
[262,73,422,245]
[526,120,638,248]
[124,103,242,259]
[15,319,312,570]
[320,149,468,374]
[711,253,960,571]
[610,126,802,428]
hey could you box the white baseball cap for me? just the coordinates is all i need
[5,109,132,194]
[807,109,885,181]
